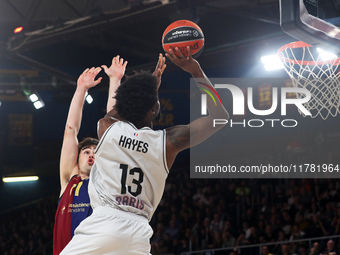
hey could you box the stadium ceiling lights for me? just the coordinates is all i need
[20,76,45,109]
[316,47,338,61]
[14,26,23,33]
[85,91,93,104]
[261,54,284,71]
[3,176,39,183]
[28,93,45,109]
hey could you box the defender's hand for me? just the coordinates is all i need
[77,67,102,90]
[102,55,127,80]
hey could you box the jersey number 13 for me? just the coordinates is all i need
[120,164,144,196]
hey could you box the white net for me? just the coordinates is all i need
[278,42,340,120]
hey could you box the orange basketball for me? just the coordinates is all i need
[162,20,204,58]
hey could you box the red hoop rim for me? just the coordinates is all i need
[277,41,340,65]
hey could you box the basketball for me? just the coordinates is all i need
[162,20,204,58]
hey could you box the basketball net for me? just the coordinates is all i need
[277,41,340,120]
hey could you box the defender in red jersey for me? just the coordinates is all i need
[53,67,100,255]
[53,56,128,255]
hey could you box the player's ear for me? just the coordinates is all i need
[149,102,160,121]
[150,109,157,119]
[146,108,155,120]
[152,101,160,116]
[154,109,162,121]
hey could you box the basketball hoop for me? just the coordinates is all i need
[277,41,340,120]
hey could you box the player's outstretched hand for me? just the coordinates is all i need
[101,55,127,80]
[77,67,102,90]
[165,46,201,75]
[153,53,166,90]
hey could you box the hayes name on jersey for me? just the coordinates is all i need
[119,135,148,153]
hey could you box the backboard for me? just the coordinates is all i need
[279,0,340,53]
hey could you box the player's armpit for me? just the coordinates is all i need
[165,115,228,169]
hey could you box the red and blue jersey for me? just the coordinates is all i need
[53,175,92,255]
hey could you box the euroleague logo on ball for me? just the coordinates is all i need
[162,20,204,58]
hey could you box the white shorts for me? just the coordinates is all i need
[60,206,153,255]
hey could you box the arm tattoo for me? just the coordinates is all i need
[169,127,190,149]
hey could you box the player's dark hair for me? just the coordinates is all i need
[78,137,99,155]
[114,71,158,123]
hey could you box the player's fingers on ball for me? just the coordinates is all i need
[168,49,176,59]
[175,47,183,57]
[175,47,184,59]
[186,46,193,59]
[165,52,173,61]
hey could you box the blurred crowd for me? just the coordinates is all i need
[0,196,56,255]
[149,173,340,255]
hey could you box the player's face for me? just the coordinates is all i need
[78,145,96,174]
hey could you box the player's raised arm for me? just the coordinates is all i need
[59,67,102,196]
[165,47,229,169]
[153,53,167,90]
[101,55,127,113]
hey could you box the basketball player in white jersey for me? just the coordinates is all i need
[61,47,229,255]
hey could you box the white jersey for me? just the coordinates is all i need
[89,120,169,221]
